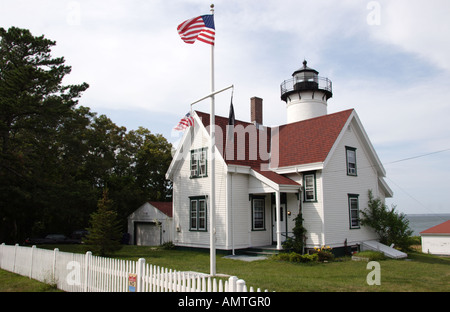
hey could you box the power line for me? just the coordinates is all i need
[318,147,450,214]
[385,148,450,165]
[323,147,450,175]
[384,149,450,216]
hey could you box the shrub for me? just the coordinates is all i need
[161,241,175,250]
[289,252,302,263]
[291,213,307,253]
[312,246,335,262]
[299,253,318,263]
[274,252,318,263]
[275,252,291,262]
[360,190,413,251]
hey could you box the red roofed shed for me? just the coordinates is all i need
[420,220,450,255]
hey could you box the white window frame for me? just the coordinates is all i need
[190,148,208,178]
[303,173,316,202]
[190,197,207,231]
[346,147,357,176]
[348,194,360,229]
[252,197,265,230]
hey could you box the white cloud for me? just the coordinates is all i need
[369,0,450,71]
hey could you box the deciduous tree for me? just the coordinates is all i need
[360,190,413,251]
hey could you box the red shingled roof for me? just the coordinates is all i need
[195,109,353,187]
[149,201,173,217]
[196,111,271,169]
[420,220,450,235]
[252,167,299,186]
[278,109,353,167]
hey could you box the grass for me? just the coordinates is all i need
[36,244,450,292]
[352,250,386,261]
[0,269,61,292]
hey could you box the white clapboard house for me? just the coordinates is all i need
[166,61,393,255]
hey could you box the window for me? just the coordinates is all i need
[190,148,207,178]
[348,194,360,229]
[190,196,207,231]
[252,197,265,230]
[303,172,316,202]
[346,147,357,176]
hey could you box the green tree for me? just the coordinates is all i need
[130,127,173,201]
[0,26,88,243]
[360,190,413,251]
[0,27,173,244]
[292,213,307,253]
[85,188,122,256]
[282,212,307,254]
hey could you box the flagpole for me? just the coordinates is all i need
[209,3,216,277]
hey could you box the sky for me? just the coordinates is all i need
[1,0,450,215]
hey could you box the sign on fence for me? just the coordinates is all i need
[128,273,137,292]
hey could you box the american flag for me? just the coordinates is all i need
[174,112,195,131]
[177,15,215,45]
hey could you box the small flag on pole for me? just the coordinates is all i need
[228,98,235,127]
[174,112,194,131]
[226,93,235,154]
[177,15,215,45]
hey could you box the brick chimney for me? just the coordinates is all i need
[250,97,263,125]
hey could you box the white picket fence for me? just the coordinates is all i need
[0,243,268,292]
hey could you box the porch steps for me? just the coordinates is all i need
[242,245,281,257]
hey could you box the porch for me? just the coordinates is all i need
[247,168,301,251]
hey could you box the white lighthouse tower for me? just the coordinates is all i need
[281,60,333,123]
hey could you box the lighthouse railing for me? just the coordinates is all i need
[280,76,332,97]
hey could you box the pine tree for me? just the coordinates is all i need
[85,188,122,256]
[0,26,88,243]
[291,212,307,253]
[282,212,307,254]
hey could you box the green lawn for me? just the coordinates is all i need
[38,244,449,292]
[0,269,61,292]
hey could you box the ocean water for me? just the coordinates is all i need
[405,214,450,236]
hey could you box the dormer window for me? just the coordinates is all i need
[346,147,357,176]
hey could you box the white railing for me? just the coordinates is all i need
[0,243,268,292]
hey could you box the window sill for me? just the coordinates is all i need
[190,175,208,179]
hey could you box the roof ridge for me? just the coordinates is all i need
[195,108,354,128]
[195,110,257,127]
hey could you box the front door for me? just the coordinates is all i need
[272,204,286,243]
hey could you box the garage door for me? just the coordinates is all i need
[135,222,160,246]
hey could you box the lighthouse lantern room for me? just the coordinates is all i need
[281,60,333,124]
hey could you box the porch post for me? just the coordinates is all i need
[275,190,282,250]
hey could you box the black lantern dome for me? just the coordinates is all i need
[280,60,332,102]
